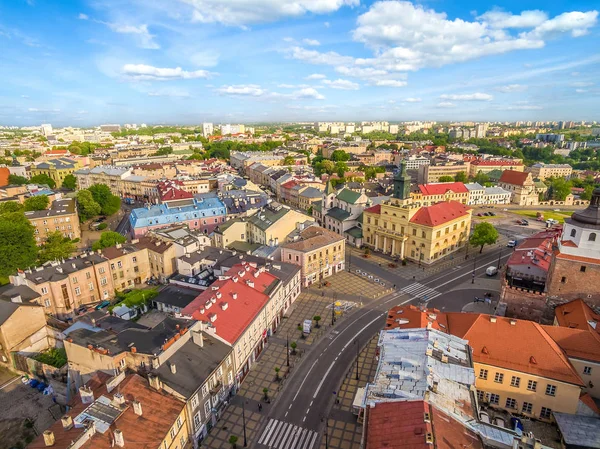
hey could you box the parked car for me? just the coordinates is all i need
[95,300,110,310]
[486,266,499,276]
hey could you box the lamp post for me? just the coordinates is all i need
[472,254,477,284]
[497,247,502,270]
[331,293,336,326]
[354,339,359,381]
[325,416,329,449]
[242,399,247,447]
[286,332,290,367]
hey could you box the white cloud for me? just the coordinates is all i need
[440,93,493,101]
[106,23,159,49]
[477,10,548,29]
[277,83,310,88]
[575,89,588,93]
[437,102,456,108]
[303,38,320,46]
[287,46,354,66]
[322,78,359,90]
[404,97,422,102]
[571,81,594,87]
[27,107,61,113]
[216,84,324,100]
[524,11,598,38]
[189,50,220,67]
[372,79,407,87]
[217,84,266,96]
[78,13,89,20]
[495,84,528,92]
[283,37,295,42]
[501,104,543,110]
[306,73,327,80]
[294,87,325,100]
[186,0,359,26]
[122,64,213,81]
[148,88,191,98]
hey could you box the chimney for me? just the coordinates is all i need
[232,292,238,300]
[61,415,73,430]
[193,331,204,348]
[113,429,125,447]
[170,362,177,374]
[148,374,162,391]
[10,294,22,303]
[152,357,159,369]
[490,316,497,323]
[43,430,55,447]
[509,319,517,326]
[79,386,94,404]
[132,400,143,416]
[113,392,125,406]
[221,302,229,311]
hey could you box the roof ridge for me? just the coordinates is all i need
[534,322,585,385]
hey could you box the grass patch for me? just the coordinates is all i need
[512,210,571,223]
[33,348,67,368]
[109,287,158,312]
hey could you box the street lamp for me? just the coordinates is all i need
[325,416,329,449]
[242,399,247,447]
[286,332,290,367]
[354,339,359,381]
[497,247,502,270]
[472,254,477,284]
[331,293,336,326]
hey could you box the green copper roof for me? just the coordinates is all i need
[324,180,335,195]
[336,188,362,204]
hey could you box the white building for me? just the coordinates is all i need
[201,123,213,137]
[465,183,511,205]
[40,124,53,136]
[465,183,485,205]
[404,155,431,171]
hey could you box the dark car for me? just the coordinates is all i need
[95,300,110,310]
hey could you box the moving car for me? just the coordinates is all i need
[486,266,498,276]
[507,240,517,248]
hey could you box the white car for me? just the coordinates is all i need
[507,240,517,248]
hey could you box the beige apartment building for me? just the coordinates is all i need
[212,219,248,248]
[0,297,47,365]
[281,226,346,287]
[417,162,470,184]
[25,198,81,244]
[247,203,312,246]
[529,163,573,181]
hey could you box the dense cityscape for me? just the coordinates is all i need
[2,0,600,449]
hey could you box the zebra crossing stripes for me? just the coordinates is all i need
[401,282,442,301]
[258,418,319,449]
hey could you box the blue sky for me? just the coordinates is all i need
[0,0,599,126]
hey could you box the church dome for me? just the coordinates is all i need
[572,188,600,226]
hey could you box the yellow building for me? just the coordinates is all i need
[281,225,346,287]
[529,163,573,181]
[25,198,81,244]
[30,157,81,187]
[247,203,312,246]
[212,218,248,248]
[363,163,472,264]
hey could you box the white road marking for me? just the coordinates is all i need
[258,419,318,449]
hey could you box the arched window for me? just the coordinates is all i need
[590,233,597,242]
[570,229,576,238]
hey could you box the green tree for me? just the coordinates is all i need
[473,171,490,185]
[229,435,239,449]
[8,174,28,185]
[469,222,499,253]
[454,171,468,183]
[92,231,126,251]
[290,341,297,355]
[330,150,351,162]
[24,195,49,211]
[0,201,24,214]
[263,387,269,400]
[29,174,56,189]
[580,185,595,200]
[38,231,76,263]
[313,315,321,328]
[0,212,38,277]
[438,176,455,182]
[89,184,121,215]
[76,190,101,222]
[548,177,572,201]
[274,367,280,380]
[283,155,295,165]
[62,174,77,190]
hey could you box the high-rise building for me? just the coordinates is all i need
[40,123,53,136]
[202,122,214,137]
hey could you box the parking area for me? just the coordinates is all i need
[0,368,62,449]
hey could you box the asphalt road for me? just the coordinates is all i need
[255,245,512,449]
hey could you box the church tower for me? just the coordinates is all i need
[322,179,336,214]
[393,161,411,201]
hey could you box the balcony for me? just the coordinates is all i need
[210,380,222,395]
[375,226,407,239]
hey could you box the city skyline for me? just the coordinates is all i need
[1,0,599,126]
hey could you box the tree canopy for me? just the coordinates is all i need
[0,212,38,277]
[330,150,351,162]
[62,174,77,190]
[469,222,499,253]
[454,172,468,183]
[88,184,121,216]
[24,195,49,211]
[0,201,24,214]
[92,231,126,251]
[438,176,454,182]
[38,231,76,263]
[30,174,56,189]
[8,174,28,185]
[76,189,102,222]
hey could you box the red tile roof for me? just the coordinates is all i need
[554,298,600,334]
[498,170,530,186]
[472,160,522,166]
[507,236,554,272]
[28,373,185,449]
[386,305,448,331]
[418,182,468,196]
[579,392,600,415]
[157,180,193,202]
[409,201,471,227]
[431,406,483,449]
[281,180,299,190]
[364,204,381,214]
[181,263,278,344]
[366,401,431,449]
[542,325,600,363]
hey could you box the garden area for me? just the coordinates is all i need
[32,348,67,368]
[512,209,572,223]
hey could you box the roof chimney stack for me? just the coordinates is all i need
[61,415,73,430]
[114,429,125,447]
[43,430,55,447]
[170,362,177,374]
[133,400,143,416]
[79,386,94,404]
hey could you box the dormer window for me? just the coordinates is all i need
[590,233,597,242]
[570,229,576,238]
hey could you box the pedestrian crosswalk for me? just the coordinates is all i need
[401,282,442,301]
[257,418,319,449]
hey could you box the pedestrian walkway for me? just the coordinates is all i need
[257,418,319,449]
[400,282,442,301]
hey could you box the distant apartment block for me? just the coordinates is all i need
[25,198,81,243]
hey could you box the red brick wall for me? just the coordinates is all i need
[546,256,600,307]
[500,280,549,323]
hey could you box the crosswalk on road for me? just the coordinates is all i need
[401,282,442,301]
[257,418,319,449]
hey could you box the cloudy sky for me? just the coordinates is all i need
[0,0,599,126]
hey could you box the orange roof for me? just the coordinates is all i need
[409,201,471,227]
[472,160,521,166]
[366,401,431,449]
[498,170,529,186]
[386,305,448,331]
[431,406,483,449]
[555,298,600,333]
[182,263,278,344]
[385,306,584,385]
[0,167,9,187]
[555,251,600,265]
[542,325,600,363]
[447,314,584,386]
[28,373,185,449]
[579,392,600,415]
[418,182,468,196]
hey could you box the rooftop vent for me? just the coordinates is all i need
[490,316,497,323]
[482,346,489,355]
[113,392,125,406]
[509,319,517,326]
[209,313,217,323]
[169,362,177,374]
[232,292,238,300]
[114,429,125,447]
[61,415,73,430]
[529,356,537,365]
[79,386,94,404]
[221,302,229,311]
[43,430,55,447]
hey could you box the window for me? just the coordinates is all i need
[561,276,567,283]
[75,287,81,296]
[478,369,488,380]
[41,287,48,295]
[72,277,78,284]
[88,282,94,291]
[540,407,552,419]
[545,384,556,396]
[590,233,597,242]
[522,402,533,414]
[180,436,186,448]
[528,379,537,392]
[584,366,592,375]
[570,229,576,238]
[204,401,211,416]
[86,272,91,279]
[44,299,51,308]
[100,277,107,286]
[193,413,200,429]
[99,267,105,274]
[494,373,504,384]
[510,376,520,388]
[170,428,175,439]
[132,256,137,263]
[581,266,587,272]
[489,393,499,405]
[191,395,199,409]
[201,384,209,397]
[176,417,182,429]
[477,390,486,402]
[412,229,417,236]
[505,398,517,409]
[117,261,122,268]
